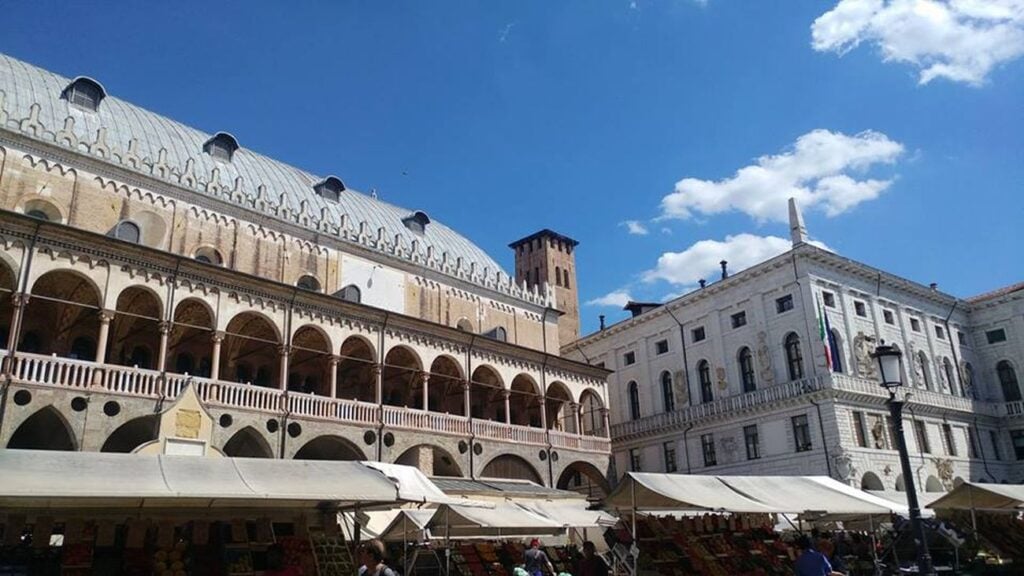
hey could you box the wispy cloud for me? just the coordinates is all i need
[812,0,1024,86]
[586,290,633,308]
[621,220,650,235]
[498,22,517,43]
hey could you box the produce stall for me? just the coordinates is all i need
[928,482,1024,570]
[0,449,448,575]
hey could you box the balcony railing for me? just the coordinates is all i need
[1005,400,1024,419]
[6,352,609,453]
[828,373,997,415]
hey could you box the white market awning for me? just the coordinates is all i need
[513,499,618,529]
[362,461,468,505]
[721,476,903,516]
[0,449,408,510]
[377,509,438,541]
[605,473,774,513]
[928,482,1024,511]
[425,502,565,538]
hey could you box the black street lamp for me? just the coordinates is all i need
[871,343,936,575]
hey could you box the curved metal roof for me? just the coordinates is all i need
[0,53,533,301]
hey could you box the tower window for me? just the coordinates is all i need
[297,275,321,292]
[402,211,430,234]
[61,77,106,112]
[194,246,223,266]
[115,221,141,244]
[339,284,361,303]
[313,176,345,203]
[202,132,240,162]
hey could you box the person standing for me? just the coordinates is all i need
[576,541,608,576]
[524,539,555,576]
[361,540,396,576]
[793,535,844,576]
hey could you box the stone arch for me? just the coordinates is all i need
[0,254,17,349]
[23,269,102,359]
[470,365,505,422]
[860,472,884,491]
[222,426,274,458]
[294,435,366,461]
[169,297,215,377]
[456,318,474,332]
[19,196,65,223]
[925,475,944,493]
[289,324,332,396]
[382,345,423,408]
[428,354,465,415]
[109,285,163,369]
[895,474,906,492]
[481,454,543,484]
[336,335,376,402]
[545,380,574,432]
[579,389,606,436]
[396,444,463,477]
[510,374,543,427]
[557,460,611,498]
[101,414,159,453]
[7,406,76,451]
[221,311,281,387]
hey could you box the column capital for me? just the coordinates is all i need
[98,309,116,323]
[419,371,431,383]
[328,354,342,367]
[211,330,226,344]
[461,380,471,391]
[10,292,29,307]
[371,364,383,377]
[501,389,512,399]
[277,344,291,357]
[569,402,581,412]
[158,321,172,335]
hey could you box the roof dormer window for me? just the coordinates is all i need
[402,211,430,234]
[202,132,239,162]
[313,176,345,203]
[61,77,106,112]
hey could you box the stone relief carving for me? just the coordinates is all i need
[907,342,923,385]
[721,436,738,462]
[934,458,955,489]
[715,366,728,391]
[853,332,877,379]
[832,448,858,484]
[959,360,974,397]
[870,416,887,449]
[756,331,775,385]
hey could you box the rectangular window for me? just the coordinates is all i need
[854,301,867,317]
[990,430,1003,461]
[852,412,868,448]
[957,331,967,346]
[692,326,706,342]
[935,325,946,340]
[744,425,761,460]
[776,294,794,314]
[883,310,895,325]
[942,424,957,456]
[822,292,836,308]
[914,420,931,454]
[731,311,747,329]
[792,415,812,452]
[655,339,669,355]
[623,351,636,366]
[967,427,980,459]
[910,318,921,332]
[986,329,1007,344]
[663,442,677,473]
[1012,431,1024,461]
[701,434,717,466]
[629,448,642,472]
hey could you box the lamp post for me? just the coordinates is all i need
[871,343,936,575]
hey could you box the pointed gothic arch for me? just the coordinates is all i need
[7,406,76,451]
[222,426,274,458]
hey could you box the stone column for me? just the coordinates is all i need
[209,331,225,380]
[600,407,611,437]
[278,345,290,390]
[570,402,581,434]
[540,397,548,430]
[328,355,340,398]
[373,364,383,405]
[156,321,171,372]
[5,293,28,351]
[420,371,430,411]
[462,380,471,418]
[94,309,115,364]
[503,390,512,425]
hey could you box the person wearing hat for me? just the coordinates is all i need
[524,539,555,576]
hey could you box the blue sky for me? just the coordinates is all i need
[3,1,1022,334]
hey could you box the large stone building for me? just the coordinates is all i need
[0,53,611,491]
[566,200,1023,494]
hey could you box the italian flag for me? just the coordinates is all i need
[818,296,833,372]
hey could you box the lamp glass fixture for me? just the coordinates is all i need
[872,343,903,390]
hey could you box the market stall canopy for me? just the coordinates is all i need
[514,499,617,529]
[866,490,940,517]
[425,502,565,538]
[378,509,438,541]
[0,450,410,509]
[605,473,774,513]
[928,482,1024,511]
[363,462,468,505]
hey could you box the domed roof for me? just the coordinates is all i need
[0,53,534,301]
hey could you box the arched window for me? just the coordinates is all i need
[628,381,641,420]
[26,209,50,221]
[194,246,223,266]
[917,352,931,390]
[785,333,804,381]
[115,221,141,244]
[493,326,508,342]
[829,329,843,373]
[563,269,571,289]
[339,284,361,303]
[202,132,239,162]
[739,347,756,393]
[698,360,713,404]
[943,358,958,396]
[964,362,976,398]
[297,275,321,292]
[61,77,106,112]
[661,371,675,412]
[456,318,473,332]
[555,266,562,287]
[998,361,1021,402]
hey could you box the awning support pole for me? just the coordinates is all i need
[968,484,978,535]
[404,512,409,576]
[868,515,880,572]
[445,506,451,576]
[630,479,637,541]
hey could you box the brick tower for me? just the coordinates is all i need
[509,229,580,346]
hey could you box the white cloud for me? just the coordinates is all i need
[660,129,903,223]
[812,0,1024,85]
[621,220,650,235]
[586,290,633,308]
[642,233,831,286]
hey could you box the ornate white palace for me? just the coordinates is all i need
[0,53,611,493]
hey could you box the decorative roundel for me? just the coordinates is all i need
[458,440,469,454]
[71,397,88,412]
[103,401,120,417]
[472,442,483,456]
[383,432,395,447]
[287,422,302,438]
[363,430,377,445]
[266,419,279,433]
[12,390,31,406]
[550,451,559,462]
[219,414,233,428]
[539,450,548,461]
